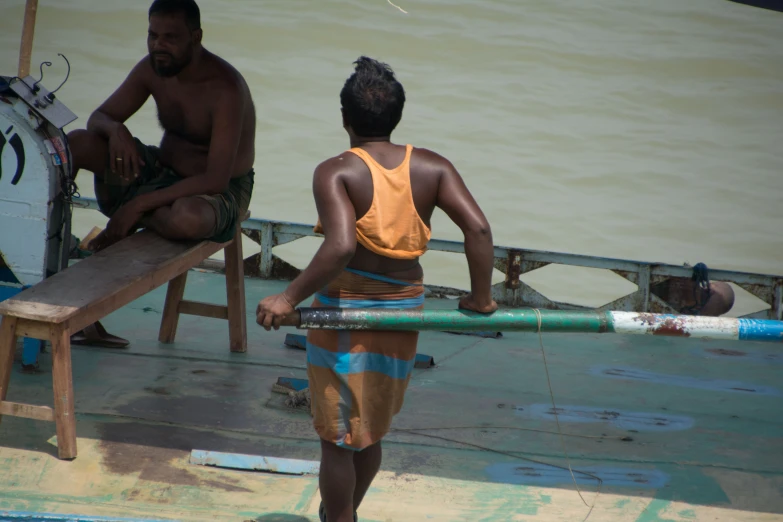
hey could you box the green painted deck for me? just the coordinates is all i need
[0,269,781,522]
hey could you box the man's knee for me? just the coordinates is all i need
[67,129,107,174]
[704,282,735,316]
[162,198,216,239]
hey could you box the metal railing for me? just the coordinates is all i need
[73,197,782,320]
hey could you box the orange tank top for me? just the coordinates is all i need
[314,144,431,259]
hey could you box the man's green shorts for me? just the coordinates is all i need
[95,138,254,243]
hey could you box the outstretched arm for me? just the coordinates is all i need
[256,157,357,330]
[435,159,497,312]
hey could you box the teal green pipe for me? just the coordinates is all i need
[285,308,783,343]
[292,308,613,333]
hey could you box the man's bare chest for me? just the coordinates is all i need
[152,86,213,145]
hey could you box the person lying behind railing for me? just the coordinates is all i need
[651,263,735,316]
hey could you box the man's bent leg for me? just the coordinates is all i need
[66,129,109,180]
[353,441,382,511]
[320,439,357,522]
[65,129,129,348]
[146,197,217,241]
[700,282,735,316]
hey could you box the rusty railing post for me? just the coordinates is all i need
[259,222,274,279]
[636,264,651,313]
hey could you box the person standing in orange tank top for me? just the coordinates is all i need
[257,56,497,522]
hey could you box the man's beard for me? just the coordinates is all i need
[149,48,191,77]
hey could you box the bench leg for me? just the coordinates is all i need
[224,225,247,353]
[0,316,19,427]
[159,272,188,343]
[51,325,76,459]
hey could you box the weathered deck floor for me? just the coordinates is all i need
[0,269,781,521]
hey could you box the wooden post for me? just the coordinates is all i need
[18,0,39,78]
[51,325,77,459]
[224,225,247,353]
[158,272,188,343]
[0,317,19,427]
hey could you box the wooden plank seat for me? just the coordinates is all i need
[0,215,248,460]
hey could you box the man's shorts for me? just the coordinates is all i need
[95,138,254,243]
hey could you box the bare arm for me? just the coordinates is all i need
[436,160,496,308]
[87,59,151,138]
[133,83,244,213]
[281,158,358,305]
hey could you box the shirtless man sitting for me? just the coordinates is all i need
[67,0,256,346]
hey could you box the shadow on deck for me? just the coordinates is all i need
[0,270,781,521]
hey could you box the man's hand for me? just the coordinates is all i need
[256,293,297,331]
[109,123,144,181]
[458,293,498,314]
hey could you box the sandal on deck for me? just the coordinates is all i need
[319,502,357,522]
[70,321,130,348]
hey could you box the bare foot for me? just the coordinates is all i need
[87,230,120,252]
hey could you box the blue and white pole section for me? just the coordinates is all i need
[282,309,783,343]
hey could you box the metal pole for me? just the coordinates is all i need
[18,0,39,78]
[281,308,783,343]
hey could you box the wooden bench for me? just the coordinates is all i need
[0,219,248,460]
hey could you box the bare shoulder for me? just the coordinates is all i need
[314,152,363,180]
[411,146,457,177]
[129,56,155,84]
[204,51,250,95]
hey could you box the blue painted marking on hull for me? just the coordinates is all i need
[0,511,172,521]
[283,333,307,350]
[0,284,23,301]
[739,318,783,343]
[693,348,783,365]
[21,338,41,366]
[590,365,781,397]
[276,377,309,392]
[484,463,669,489]
[0,284,42,366]
[516,404,694,432]
[190,449,320,475]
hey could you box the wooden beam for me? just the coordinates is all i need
[0,317,19,427]
[0,401,54,422]
[15,319,51,340]
[224,230,247,353]
[51,326,76,459]
[18,0,39,78]
[159,272,188,343]
[178,300,229,320]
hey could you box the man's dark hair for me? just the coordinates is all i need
[149,0,201,31]
[340,56,406,137]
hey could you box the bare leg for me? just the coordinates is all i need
[144,197,217,240]
[700,282,735,316]
[651,279,735,317]
[91,196,217,251]
[66,129,109,180]
[353,441,382,510]
[320,439,357,522]
[65,130,129,347]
